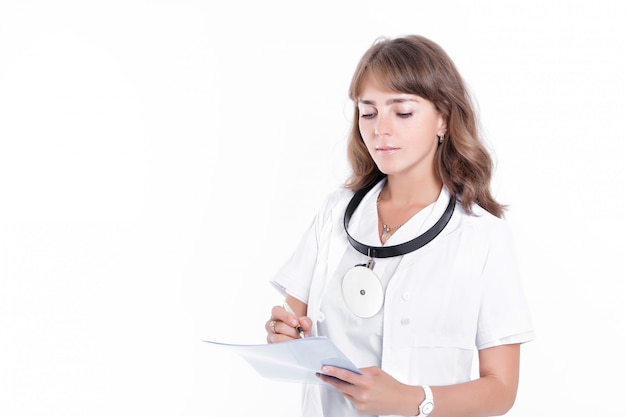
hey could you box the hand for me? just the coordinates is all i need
[316,366,420,416]
[265,305,312,343]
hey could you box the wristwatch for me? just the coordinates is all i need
[417,385,434,416]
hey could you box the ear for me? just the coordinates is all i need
[436,115,447,137]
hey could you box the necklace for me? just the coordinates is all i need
[376,192,407,244]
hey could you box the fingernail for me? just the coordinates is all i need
[321,366,329,373]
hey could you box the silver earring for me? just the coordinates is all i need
[438,134,445,144]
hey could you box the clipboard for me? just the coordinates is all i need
[203,336,362,384]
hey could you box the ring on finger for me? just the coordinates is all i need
[269,320,277,334]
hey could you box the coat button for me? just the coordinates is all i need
[402,292,410,301]
[400,317,410,326]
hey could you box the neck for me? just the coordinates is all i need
[381,174,443,207]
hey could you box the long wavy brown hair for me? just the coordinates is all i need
[345,35,505,218]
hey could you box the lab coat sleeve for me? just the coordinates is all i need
[270,189,348,305]
[269,216,318,304]
[475,219,535,349]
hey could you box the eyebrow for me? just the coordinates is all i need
[358,98,419,106]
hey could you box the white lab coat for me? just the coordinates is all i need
[271,180,534,417]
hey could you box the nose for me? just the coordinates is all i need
[374,113,392,137]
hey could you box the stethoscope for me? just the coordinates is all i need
[341,180,456,318]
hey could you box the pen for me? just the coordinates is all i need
[283,302,305,338]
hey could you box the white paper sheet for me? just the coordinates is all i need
[203,336,361,384]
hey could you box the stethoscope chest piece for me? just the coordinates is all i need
[342,264,384,318]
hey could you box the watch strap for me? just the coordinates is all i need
[417,385,434,416]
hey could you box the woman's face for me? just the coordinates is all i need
[357,74,446,180]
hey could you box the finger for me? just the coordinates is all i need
[316,372,353,387]
[274,320,301,339]
[265,317,278,333]
[267,332,299,344]
[265,317,283,341]
[320,365,361,386]
[299,316,313,336]
[265,321,274,343]
[265,319,301,342]
[270,305,299,327]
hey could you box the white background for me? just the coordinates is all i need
[1,1,624,416]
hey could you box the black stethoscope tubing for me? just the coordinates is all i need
[343,180,456,259]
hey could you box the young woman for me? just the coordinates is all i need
[266,35,534,417]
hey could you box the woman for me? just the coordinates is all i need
[266,35,534,417]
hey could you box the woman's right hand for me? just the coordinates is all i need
[265,298,312,343]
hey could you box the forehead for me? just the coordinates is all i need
[357,72,391,96]
[358,75,398,98]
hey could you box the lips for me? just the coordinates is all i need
[376,146,399,155]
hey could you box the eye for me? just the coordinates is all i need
[397,112,413,118]
[360,112,376,119]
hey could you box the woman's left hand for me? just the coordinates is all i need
[317,365,419,416]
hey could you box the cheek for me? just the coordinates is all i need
[358,120,375,142]
[358,120,367,136]
[359,129,375,151]
[358,137,376,159]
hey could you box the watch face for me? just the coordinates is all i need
[421,401,434,415]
